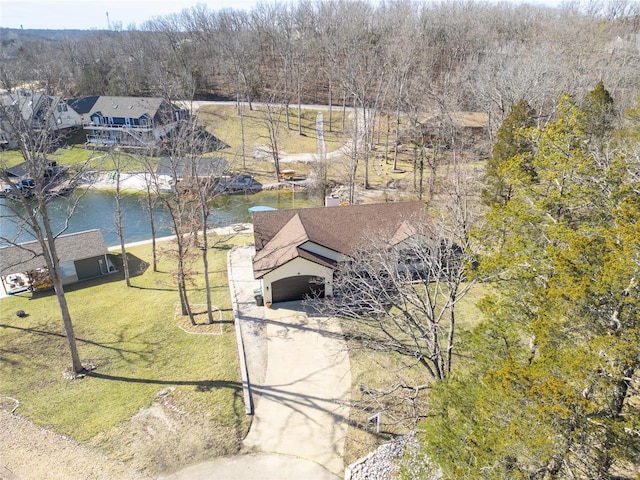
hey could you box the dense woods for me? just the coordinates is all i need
[416,87,640,479]
[1,0,639,131]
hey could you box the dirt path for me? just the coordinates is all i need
[0,409,148,480]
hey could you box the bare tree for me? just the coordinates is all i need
[259,99,284,181]
[215,9,261,110]
[153,151,196,321]
[138,154,162,272]
[0,88,93,374]
[183,118,230,325]
[106,151,134,287]
[316,193,477,380]
[152,112,228,324]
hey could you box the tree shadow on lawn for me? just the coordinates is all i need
[0,323,160,364]
[86,371,243,392]
[86,371,365,431]
[110,251,150,277]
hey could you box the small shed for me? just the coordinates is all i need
[0,229,116,295]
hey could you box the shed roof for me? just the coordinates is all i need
[252,201,427,278]
[0,229,108,276]
[3,162,30,178]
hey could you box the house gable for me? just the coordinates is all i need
[252,201,429,298]
[253,214,309,279]
[2,92,81,131]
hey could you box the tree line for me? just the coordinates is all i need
[1,0,639,131]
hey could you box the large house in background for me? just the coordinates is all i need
[252,201,428,305]
[1,93,189,151]
[69,96,187,149]
[0,91,82,149]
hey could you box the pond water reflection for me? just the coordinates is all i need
[0,187,316,248]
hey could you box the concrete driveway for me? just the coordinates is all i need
[244,304,351,476]
[161,246,351,480]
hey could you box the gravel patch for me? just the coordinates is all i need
[345,434,442,480]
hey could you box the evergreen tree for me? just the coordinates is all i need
[581,80,616,142]
[417,93,640,479]
[482,100,537,206]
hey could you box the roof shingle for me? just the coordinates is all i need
[0,229,108,276]
[252,201,428,278]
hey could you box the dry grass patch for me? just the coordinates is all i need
[198,104,350,155]
[343,346,429,465]
[173,303,228,335]
[342,283,488,465]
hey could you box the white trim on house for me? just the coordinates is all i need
[298,241,345,262]
[261,257,334,305]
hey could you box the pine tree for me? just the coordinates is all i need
[581,80,616,142]
[482,100,536,206]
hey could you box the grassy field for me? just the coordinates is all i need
[198,104,433,197]
[0,232,253,475]
[198,104,349,156]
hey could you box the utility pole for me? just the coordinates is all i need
[106,12,111,30]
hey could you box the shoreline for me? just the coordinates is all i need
[80,171,170,193]
[81,171,304,194]
[107,224,254,251]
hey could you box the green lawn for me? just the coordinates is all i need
[0,233,252,473]
[197,104,352,185]
[198,104,349,156]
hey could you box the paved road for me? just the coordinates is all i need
[159,453,339,480]
[161,246,351,480]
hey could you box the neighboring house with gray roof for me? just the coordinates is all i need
[252,201,427,304]
[80,96,187,149]
[0,91,82,149]
[67,95,100,116]
[0,229,116,295]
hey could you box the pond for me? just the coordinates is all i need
[0,186,317,248]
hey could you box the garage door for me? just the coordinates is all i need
[272,275,325,303]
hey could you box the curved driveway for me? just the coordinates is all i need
[161,246,351,479]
